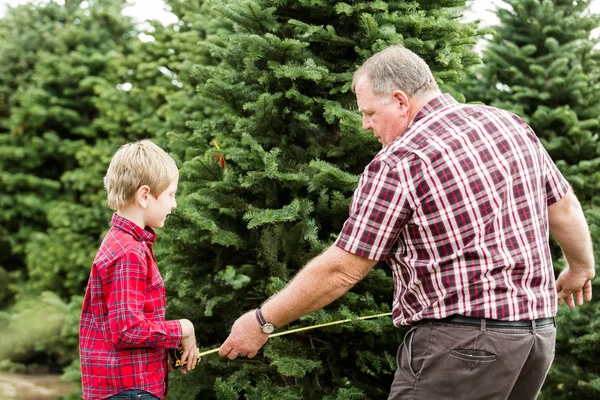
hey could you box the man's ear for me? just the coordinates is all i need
[392,90,411,114]
[136,185,151,208]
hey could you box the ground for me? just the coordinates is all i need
[0,373,76,400]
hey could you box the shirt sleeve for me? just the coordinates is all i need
[540,143,570,205]
[106,250,182,349]
[335,155,418,261]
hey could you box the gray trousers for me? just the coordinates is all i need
[388,319,556,400]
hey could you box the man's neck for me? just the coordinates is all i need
[409,90,441,121]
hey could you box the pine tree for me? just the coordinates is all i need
[0,0,136,300]
[160,1,482,398]
[0,0,197,379]
[0,0,139,377]
[460,1,600,398]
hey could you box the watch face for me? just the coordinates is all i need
[262,322,275,334]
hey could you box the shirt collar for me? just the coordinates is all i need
[410,93,458,127]
[111,213,156,245]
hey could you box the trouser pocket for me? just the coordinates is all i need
[402,326,428,378]
[449,348,497,370]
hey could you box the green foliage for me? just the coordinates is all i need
[161,0,482,398]
[459,1,600,398]
[0,0,134,304]
[0,0,210,376]
[0,0,485,397]
[0,292,79,371]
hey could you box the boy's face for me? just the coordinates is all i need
[146,178,178,229]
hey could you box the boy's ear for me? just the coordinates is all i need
[136,185,151,208]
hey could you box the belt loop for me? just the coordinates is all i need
[480,318,486,332]
[531,319,536,335]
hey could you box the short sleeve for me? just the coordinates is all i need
[335,156,418,261]
[541,144,570,205]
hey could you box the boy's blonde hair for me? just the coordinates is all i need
[104,140,178,211]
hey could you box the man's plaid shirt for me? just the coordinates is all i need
[80,213,182,399]
[336,94,569,326]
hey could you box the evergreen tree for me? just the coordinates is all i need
[0,0,222,392]
[0,0,193,378]
[0,0,135,301]
[460,1,600,398]
[161,1,482,398]
[0,0,212,302]
[0,0,138,377]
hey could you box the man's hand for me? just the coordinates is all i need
[218,310,269,360]
[556,267,595,308]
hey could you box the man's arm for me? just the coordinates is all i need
[218,245,378,359]
[548,188,595,308]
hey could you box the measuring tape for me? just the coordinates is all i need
[169,312,392,369]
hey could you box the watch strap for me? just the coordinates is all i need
[256,307,267,326]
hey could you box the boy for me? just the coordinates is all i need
[80,140,198,400]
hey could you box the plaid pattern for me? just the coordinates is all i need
[336,94,569,326]
[80,213,182,400]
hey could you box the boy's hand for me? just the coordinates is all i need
[178,319,199,374]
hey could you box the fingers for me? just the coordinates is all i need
[584,280,593,302]
[556,272,593,308]
[218,340,253,360]
[218,341,232,358]
[565,293,575,309]
[218,341,238,360]
[188,348,199,370]
[575,289,584,307]
[178,346,199,374]
[181,349,193,372]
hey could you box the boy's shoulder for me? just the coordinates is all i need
[93,225,148,270]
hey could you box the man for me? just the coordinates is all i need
[218,45,595,399]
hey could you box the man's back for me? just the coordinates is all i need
[341,94,570,324]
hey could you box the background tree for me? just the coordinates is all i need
[161,1,483,398]
[0,0,212,387]
[0,0,138,376]
[459,1,600,398]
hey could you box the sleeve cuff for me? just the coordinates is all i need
[334,235,387,261]
[547,179,570,206]
[163,320,183,349]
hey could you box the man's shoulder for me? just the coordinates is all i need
[457,102,527,124]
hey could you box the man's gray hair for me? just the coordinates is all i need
[352,45,439,101]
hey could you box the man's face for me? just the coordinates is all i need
[355,76,410,147]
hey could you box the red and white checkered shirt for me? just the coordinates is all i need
[80,213,182,400]
[336,94,570,326]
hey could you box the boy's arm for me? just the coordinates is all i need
[106,250,182,349]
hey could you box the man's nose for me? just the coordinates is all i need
[362,116,371,131]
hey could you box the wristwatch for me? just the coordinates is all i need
[255,308,276,334]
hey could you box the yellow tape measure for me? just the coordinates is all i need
[169,312,392,369]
